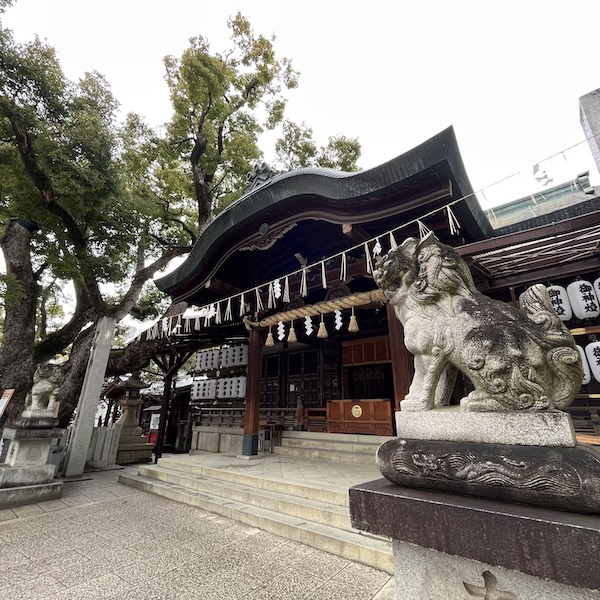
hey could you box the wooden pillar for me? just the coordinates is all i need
[153,371,173,462]
[242,327,263,456]
[386,303,414,412]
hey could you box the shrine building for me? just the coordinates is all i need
[147,126,600,457]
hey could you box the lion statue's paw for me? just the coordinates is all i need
[400,397,432,411]
[460,391,505,412]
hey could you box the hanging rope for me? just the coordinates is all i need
[245,289,385,329]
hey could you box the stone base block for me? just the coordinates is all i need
[0,464,56,487]
[2,427,63,441]
[115,444,153,465]
[0,481,63,509]
[349,478,600,592]
[241,433,259,456]
[392,539,600,599]
[396,407,576,446]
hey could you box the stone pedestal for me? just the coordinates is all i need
[114,396,152,465]
[350,479,600,599]
[0,426,64,509]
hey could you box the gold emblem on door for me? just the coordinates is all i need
[351,404,363,418]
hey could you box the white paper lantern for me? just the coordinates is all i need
[585,341,600,383]
[594,277,600,303]
[577,345,592,386]
[545,285,572,321]
[566,280,600,320]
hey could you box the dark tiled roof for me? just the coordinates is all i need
[156,126,490,302]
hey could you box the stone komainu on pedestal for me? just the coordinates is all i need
[350,234,600,598]
[373,233,583,412]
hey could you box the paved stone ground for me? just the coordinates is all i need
[0,467,395,599]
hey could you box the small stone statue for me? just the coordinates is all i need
[374,234,582,412]
[25,364,61,415]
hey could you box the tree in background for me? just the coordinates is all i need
[0,28,190,423]
[276,120,361,172]
[0,10,361,425]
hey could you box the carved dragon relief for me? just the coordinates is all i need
[390,441,582,496]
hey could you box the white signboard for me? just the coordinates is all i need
[0,389,15,419]
[149,413,160,430]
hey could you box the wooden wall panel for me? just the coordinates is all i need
[327,399,393,435]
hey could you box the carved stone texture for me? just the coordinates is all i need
[376,437,600,513]
[373,233,583,412]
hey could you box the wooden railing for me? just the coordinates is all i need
[196,407,299,430]
[564,394,600,436]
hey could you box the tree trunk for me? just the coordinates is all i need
[0,219,39,424]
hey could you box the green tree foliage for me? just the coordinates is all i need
[164,13,299,228]
[0,11,362,423]
[275,120,361,172]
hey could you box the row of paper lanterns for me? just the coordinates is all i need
[544,278,600,383]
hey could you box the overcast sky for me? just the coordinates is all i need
[4,0,600,209]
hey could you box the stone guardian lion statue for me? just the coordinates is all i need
[374,234,583,412]
[25,363,62,414]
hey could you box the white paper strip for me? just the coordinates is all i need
[304,316,314,336]
[300,268,308,297]
[373,238,382,256]
[283,276,290,303]
[417,219,431,239]
[446,206,461,235]
[224,297,232,321]
[267,282,275,309]
[277,321,285,341]
[364,242,373,274]
[255,287,264,311]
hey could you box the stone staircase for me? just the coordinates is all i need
[118,432,393,574]
[274,431,392,464]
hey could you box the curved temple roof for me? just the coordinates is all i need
[156,126,491,304]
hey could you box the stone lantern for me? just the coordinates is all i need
[111,373,153,465]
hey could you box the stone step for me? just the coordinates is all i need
[280,437,380,454]
[282,431,394,446]
[273,445,378,465]
[137,464,351,530]
[155,457,348,506]
[119,471,393,574]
